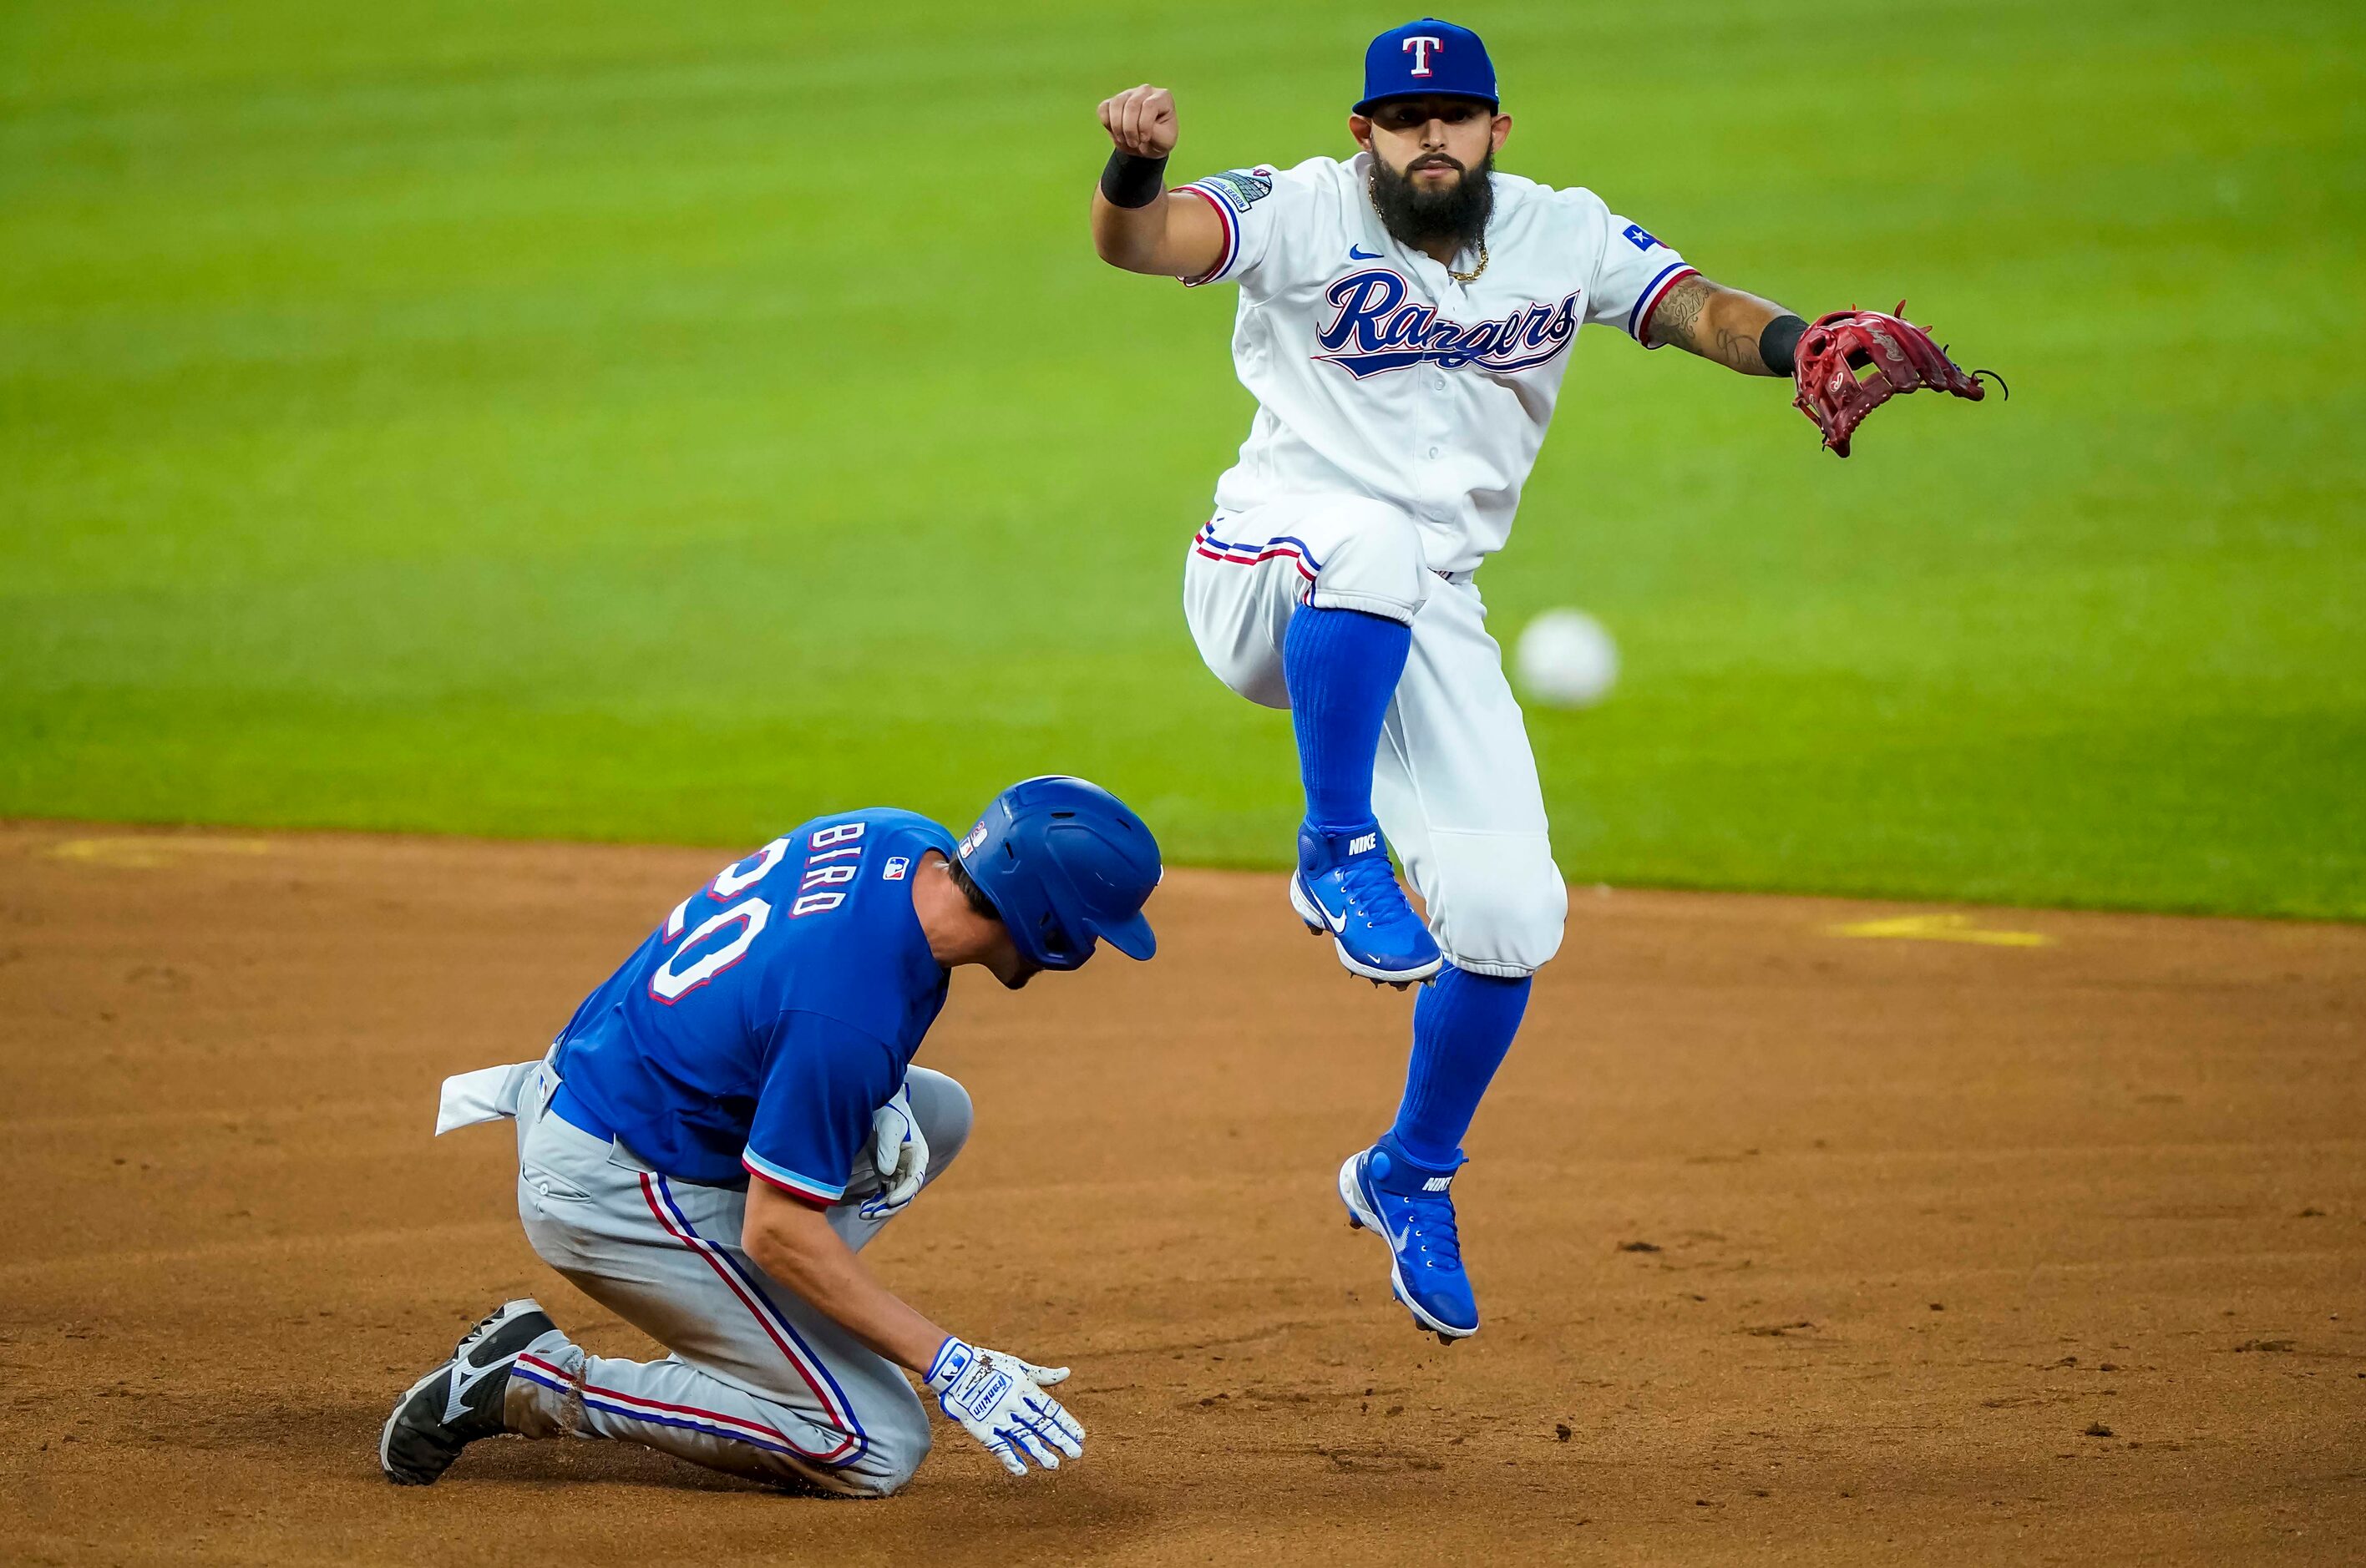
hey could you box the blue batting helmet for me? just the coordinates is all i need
[955,776,1162,970]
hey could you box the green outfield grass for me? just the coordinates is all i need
[4,0,2361,917]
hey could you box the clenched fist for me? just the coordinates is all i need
[1097,84,1178,158]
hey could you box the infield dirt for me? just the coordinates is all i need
[2,823,2359,1565]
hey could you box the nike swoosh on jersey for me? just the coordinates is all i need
[1348,245,1385,260]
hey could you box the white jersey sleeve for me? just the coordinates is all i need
[1173,159,1332,294]
[1572,193,1699,349]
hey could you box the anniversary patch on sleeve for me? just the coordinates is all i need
[1198,167,1275,212]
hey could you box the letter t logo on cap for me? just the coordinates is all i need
[1402,34,1443,76]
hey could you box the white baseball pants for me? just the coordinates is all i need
[498,1055,970,1497]
[1183,496,1568,977]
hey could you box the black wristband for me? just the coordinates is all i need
[1758,312,1807,377]
[1099,149,1169,210]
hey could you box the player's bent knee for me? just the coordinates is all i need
[904,1066,972,1174]
[1188,616,1291,710]
[1304,498,1430,624]
[1440,883,1568,977]
[846,1421,932,1498]
[1425,836,1568,977]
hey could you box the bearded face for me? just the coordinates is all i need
[1355,94,1502,254]
[1367,145,1496,253]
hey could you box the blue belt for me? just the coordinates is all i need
[549,1080,616,1145]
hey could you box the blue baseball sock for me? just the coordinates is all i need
[1391,965,1533,1169]
[1284,604,1411,833]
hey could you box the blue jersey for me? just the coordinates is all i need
[552,807,955,1201]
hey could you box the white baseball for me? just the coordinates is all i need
[1513,609,1619,708]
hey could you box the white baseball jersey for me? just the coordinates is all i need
[1174,153,1695,575]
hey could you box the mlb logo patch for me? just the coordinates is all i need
[1622,222,1662,251]
[883,856,909,882]
[959,822,989,857]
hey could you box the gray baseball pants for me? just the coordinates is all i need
[496,1055,972,1497]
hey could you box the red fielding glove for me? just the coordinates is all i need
[1792,302,2002,458]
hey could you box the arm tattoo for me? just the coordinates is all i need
[1710,321,1766,372]
[1647,276,1711,352]
[1645,275,1776,374]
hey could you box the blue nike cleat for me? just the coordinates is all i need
[1339,1134,1477,1342]
[1288,822,1442,985]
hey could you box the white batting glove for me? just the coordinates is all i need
[923,1338,1084,1476]
[859,1083,928,1222]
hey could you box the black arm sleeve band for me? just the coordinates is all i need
[1758,313,1807,377]
[1099,150,1169,210]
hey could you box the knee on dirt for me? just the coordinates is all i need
[839,1422,934,1498]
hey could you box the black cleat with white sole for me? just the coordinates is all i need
[380,1297,555,1485]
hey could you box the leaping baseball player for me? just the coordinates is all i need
[380,777,1162,1496]
[1090,19,1992,1343]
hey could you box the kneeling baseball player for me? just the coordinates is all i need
[380,777,1162,1497]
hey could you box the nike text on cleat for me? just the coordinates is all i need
[380,1297,555,1485]
[1289,822,1441,984]
[1338,1136,1478,1339]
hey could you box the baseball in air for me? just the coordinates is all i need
[1513,609,1620,708]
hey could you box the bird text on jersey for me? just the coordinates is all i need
[1313,268,1581,380]
[792,822,869,918]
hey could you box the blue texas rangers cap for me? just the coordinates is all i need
[1355,18,1498,114]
